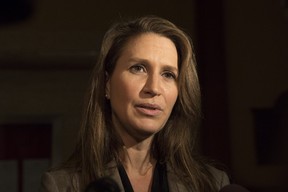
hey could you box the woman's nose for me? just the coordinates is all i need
[142,74,161,96]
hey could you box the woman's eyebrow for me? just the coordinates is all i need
[127,57,148,63]
[162,65,178,73]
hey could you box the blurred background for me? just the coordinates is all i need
[0,0,287,191]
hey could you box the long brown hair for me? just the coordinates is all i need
[69,15,218,191]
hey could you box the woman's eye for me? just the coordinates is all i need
[130,65,145,73]
[163,72,177,80]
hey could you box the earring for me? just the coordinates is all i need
[105,93,110,99]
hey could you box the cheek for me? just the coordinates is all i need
[166,88,178,110]
[110,77,139,103]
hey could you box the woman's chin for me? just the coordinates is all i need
[131,126,162,140]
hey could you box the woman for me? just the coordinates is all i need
[40,15,229,192]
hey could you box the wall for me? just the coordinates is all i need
[225,0,288,191]
[0,70,90,164]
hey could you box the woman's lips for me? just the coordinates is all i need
[135,103,163,116]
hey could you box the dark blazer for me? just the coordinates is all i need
[39,162,229,192]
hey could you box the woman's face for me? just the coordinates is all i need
[106,33,178,141]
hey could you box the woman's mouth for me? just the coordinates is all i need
[135,103,163,116]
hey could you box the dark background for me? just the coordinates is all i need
[0,0,287,191]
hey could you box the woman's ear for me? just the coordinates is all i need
[105,72,110,99]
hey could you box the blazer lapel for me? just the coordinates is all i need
[104,161,125,192]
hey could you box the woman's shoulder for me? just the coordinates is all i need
[166,162,230,191]
[207,165,230,189]
[39,168,81,192]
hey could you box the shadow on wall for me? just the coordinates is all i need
[253,89,288,165]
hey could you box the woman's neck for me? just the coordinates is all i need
[120,136,156,175]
